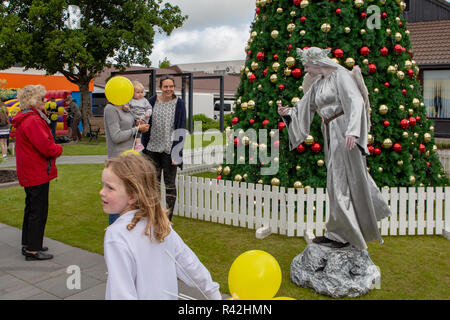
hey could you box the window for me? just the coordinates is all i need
[423,70,450,119]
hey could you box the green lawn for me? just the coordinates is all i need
[1,164,449,300]
[60,132,225,156]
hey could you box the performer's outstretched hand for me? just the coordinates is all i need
[278,106,290,116]
[345,135,356,150]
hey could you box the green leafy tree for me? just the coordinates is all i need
[222,0,448,188]
[158,57,171,68]
[0,0,187,132]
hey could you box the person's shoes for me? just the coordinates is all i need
[22,246,48,256]
[312,236,334,244]
[24,251,53,261]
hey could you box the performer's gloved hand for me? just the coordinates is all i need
[278,106,291,117]
[345,135,356,151]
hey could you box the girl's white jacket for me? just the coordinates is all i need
[104,210,221,300]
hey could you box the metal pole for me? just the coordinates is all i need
[219,75,224,132]
[181,76,186,104]
[188,74,194,134]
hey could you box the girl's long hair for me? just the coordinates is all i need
[105,154,171,242]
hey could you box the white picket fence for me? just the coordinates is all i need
[438,150,450,177]
[172,176,450,238]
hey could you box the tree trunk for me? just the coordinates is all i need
[79,81,92,137]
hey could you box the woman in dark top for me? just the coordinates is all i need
[142,75,186,221]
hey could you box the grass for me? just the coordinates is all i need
[59,132,226,156]
[0,164,449,300]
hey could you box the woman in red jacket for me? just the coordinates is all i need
[12,85,63,261]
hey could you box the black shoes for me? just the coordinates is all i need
[24,250,53,261]
[22,246,48,256]
[312,236,350,249]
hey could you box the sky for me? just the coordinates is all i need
[150,0,256,65]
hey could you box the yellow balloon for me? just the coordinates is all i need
[56,122,64,131]
[121,149,141,157]
[105,76,134,106]
[58,107,65,115]
[228,250,282,300]
[272,297,296,300]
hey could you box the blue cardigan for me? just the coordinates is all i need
[142,95,186,169]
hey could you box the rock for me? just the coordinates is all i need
[290,243,380,298]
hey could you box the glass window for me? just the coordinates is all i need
[423,70,450,119]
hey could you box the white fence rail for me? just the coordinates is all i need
[438,150,450,177]
[173,176,450,238]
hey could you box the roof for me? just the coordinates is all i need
[94,65,241,96]
[408,19,450,65]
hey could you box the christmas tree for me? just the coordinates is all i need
[220,0,448,189]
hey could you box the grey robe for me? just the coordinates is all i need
[284,68,391,250]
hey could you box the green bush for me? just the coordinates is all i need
[190,114,220,132]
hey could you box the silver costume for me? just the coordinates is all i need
[283,48,391,250]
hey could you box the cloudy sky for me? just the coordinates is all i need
[150,0,255,65]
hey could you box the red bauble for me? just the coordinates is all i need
[273,140,280,148]
[256,51,265,61]
[408,69,414,78]
[394,44,403,54]
[249,74,256,83]
[273,54,279,61]
[393,143,402,153]
[232,117,239,125]
[381,12,388,18]
[296,144,306,153]
[399,21,403,27]
[416,116,421,123]
[360,46,370,56]
[287,44,293,50]
[374,148,382,156]
[384,82,390,88]
[263,68,268,76]
[369,64,377,74]
[361,12,367,19]
[262,119,269,128]
[409,116,417,127]
[278,84,285,91]
[380,47,389,56]
[291,68,302,78]
[400,119,409,129]
[334,48,344,58]
[419,144,426,153]
[402,89,407,95]
[427,162,431,167]
[368,145,375,154]
[336,8,341,15]
[293,0,301,5]
[383,120,390,127]
[300,16,307,23]
[217,175,222,180]
[249,119,255,125]
[234,138,239,146]
[311,143,322,153]
[278,122,285,130]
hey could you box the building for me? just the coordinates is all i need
[176,60,244,75]
[404,0,450,137]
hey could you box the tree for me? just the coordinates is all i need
[222,0,448,188]
[159,57,171,68]
[0,0,187,132]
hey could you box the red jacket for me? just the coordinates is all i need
[12,108,63,187]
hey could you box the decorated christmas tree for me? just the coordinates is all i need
[221,0,448,189]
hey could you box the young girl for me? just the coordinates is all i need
[101,153,221,300]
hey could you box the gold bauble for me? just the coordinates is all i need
[257,84,263,91]
[242,136,250,146]
[432,145,438,153]
[386,28,392,35]
[299,30,306,36]
[412,98,420,108]
[368,134,374,144]
[408,108,414,115]
[378,167,384,173]
[234,174,243,182]
[414,132,419,139]
[397,71,405,80]
[363,59,369,65]
[354,0,364,7]
[380,0,386,4]
[250,142,259,150]
[382,138,393,149]
[430,126,435,132]
[409,176,416,185]
[374,88,379,93]
[276,7,283,14]
[294,181,303,189]
[296,165,301,171]
[345,27,351,33]
[305,135,314,145]
[243,174,248,180]
[321,23,331,33]
[251,61,259,71]
[287,23,296,32]
[238,156,245,163]
[379,104,389,115]
[400,1,407,11]
[395,32,402,41]
[271,30,279,39]
[272,62,280,72]
[398,160,404,166]
[345,57,355,67]
[424,133,432,143]
[299,86,304,92]
[292,97,300,105]
[360,28,366,35]
[284,68,292,76]
[300,0,309,8]
[259,143,267,152]
[223,166,231,176]
[290,10,297,17]
[268,100,273,107]
[248,100,256,110]
[285,56,296,67]
[270,74,278,83]
[317,160,325,167]
[404,60,413,70]
[216,166,223,175]
[387,65,396,73]
[399,105,405,111]
[304,186,311,190]
[271,178,281,186]
[241,102,248,111]
[402,131,409,139]
[331,58,340,65]
[258,179,263,184]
